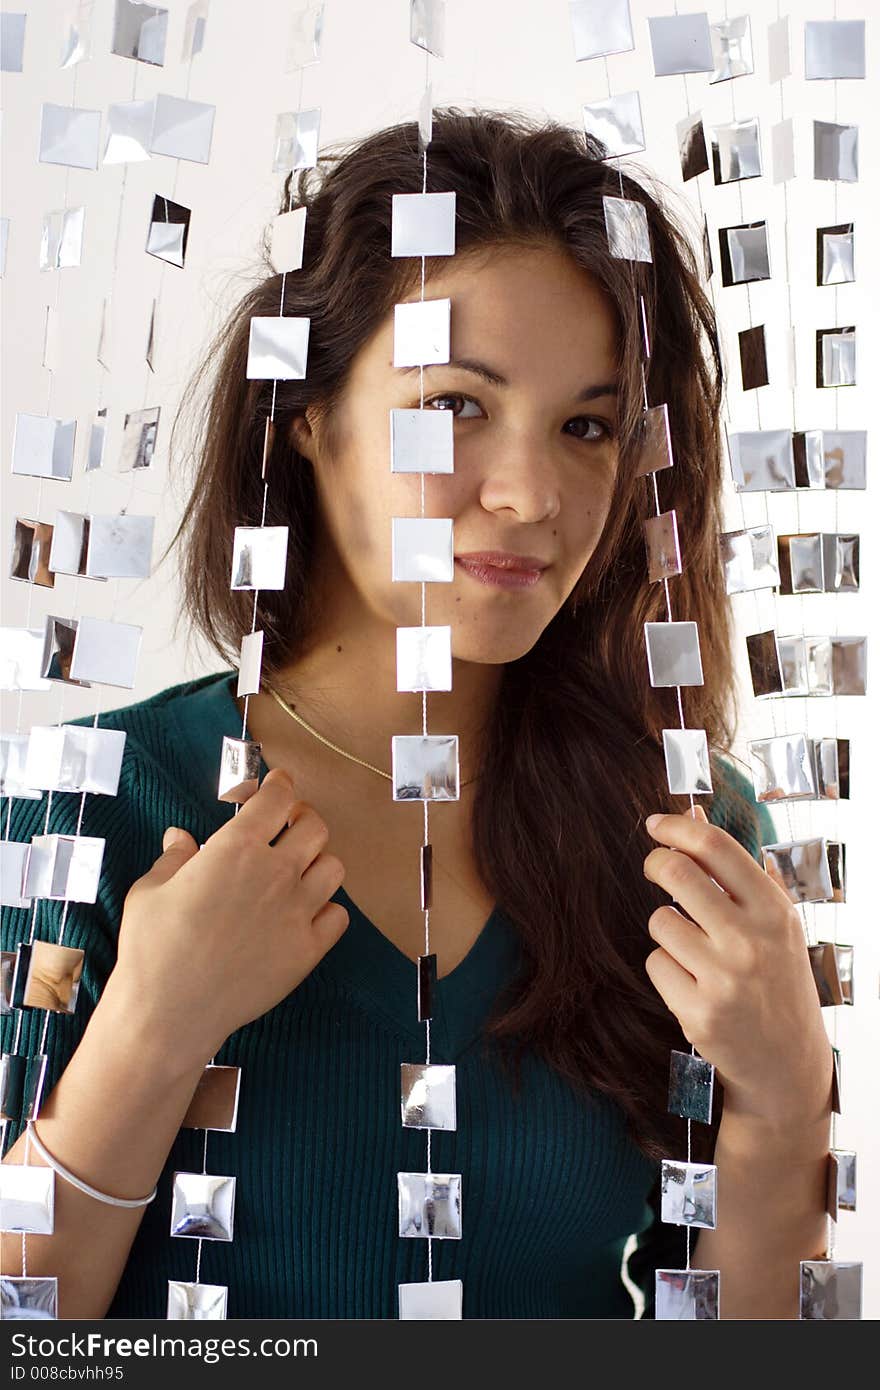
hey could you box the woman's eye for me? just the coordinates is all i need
[564,416,612,443]
[423,393,482,418]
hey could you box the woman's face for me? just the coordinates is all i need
[294,242,621,666]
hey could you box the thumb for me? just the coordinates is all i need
[151,826,199,880]
[692,805,709,823]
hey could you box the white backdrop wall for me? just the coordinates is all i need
[2,0,877,1316]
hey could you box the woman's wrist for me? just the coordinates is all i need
[97,968,215,1084]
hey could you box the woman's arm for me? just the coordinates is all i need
[1,969,206,1319]
[691,1102,830,1317]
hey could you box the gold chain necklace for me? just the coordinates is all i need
[267,687,479,787]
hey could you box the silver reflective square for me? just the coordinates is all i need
[390,408,454,474]
[119,405,160,471]
[399,1278,462,1319]
[0,1276,58,1320]
[728,429,794,492]
[269,207,307,274]
[823,534,859,593]
[0,954,16,1011]
[720,526,778,594]
[1,12,25,70]
[231,526,289,590]
[709,15,752,83]
[181,1065,242,1132]
[826,1150,856,1220]
[11,518,55,588]
[391,517,454,582]
[38,102,101,170]
[767,16,790,83]
[391,192,456,257]
[817,327,855,388]
[814,121,858,182]
[831,636,866,695]
[676,112,708,181]
[398,1172,461,1239]
[419,82,433,153]
[771,118,795,184]
[182,0,209,61]
[41,616,90,687]
[12,939,85,1014]
[777,534,822,595]
[0,628,52,691]
[667,1050,714,1123]
[602,195,651,263]
[146,196,190,268]
[0,1165,55,1235]
[87,513,155,580]
[656,1268,719,1319]
[800,1261,862,1319]
[218,737,262,804]
[804,21,865,81]
[0,842,32,909]
[392,735,459,802]
[23,836,103,905]
[285,2,323,69]
[662,729,711,797]
[11,414,76,481]
[170,1172,236,1241]
[410,0,444,58]
[0,1053,47,1123]
[569,0,633,61]
[822,431,866,489]
[273,108,321,173]
[817,224,854,286]
[112,1,167,64]
[246,317,310,380]
[812,738,848,801]
[710,118,761,184]
[792,430,825,489]
[748,735,815,803]
[648,14,714,76]
[582,91,644,159]
[644,510,680,582]
[808,942,853,1007]
[46,511,88,578]
[24,725,126,796]
[762,840,833,905]
[644,622,704,688]
[719,222,770,286]
[401,1062,456,1130]
[40,207,85,271]
[167,1280,228,1320]
[238,630,264,697]
[393,298,451,368]
[103,98,155,164]
[660,1160,717,1229]
[635,404,673,477]
[396,626,452,693]
[69,615,141,688]
[150,94,215,163]
[1,733,43,800]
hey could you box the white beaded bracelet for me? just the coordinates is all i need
[25,1122,158,1209]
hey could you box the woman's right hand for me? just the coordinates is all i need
[109,767,350,1067]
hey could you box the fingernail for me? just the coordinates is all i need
[163,826,181,851]
[645,813,662,831]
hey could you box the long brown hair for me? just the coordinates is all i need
[162,107,758,1162]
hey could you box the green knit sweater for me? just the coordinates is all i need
[1,671,775,1318]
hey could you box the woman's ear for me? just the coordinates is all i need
[289,410,317,463]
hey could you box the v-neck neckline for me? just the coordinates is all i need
[173,671,524,1056]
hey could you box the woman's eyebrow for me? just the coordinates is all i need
[399,357,618,401]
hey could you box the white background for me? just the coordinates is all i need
[2,0,878,1317]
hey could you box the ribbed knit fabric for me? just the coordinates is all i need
[1,671,776,1318]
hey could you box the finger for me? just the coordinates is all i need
[225,767,298,844]
[645,809,767,907]
[644,945,700,1022]
[647,905,716,981]
[643,843,735,942]
[136,828,200,888]
[270,804,330,875]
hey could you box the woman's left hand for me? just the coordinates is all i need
[642,806,833,1128]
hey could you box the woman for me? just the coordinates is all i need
[1,109,832,1320]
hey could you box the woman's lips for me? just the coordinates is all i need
[454,557,545,589]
